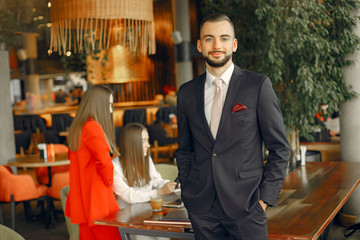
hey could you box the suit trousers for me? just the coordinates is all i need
[187,194,268,240]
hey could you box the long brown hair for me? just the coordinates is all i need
[68,85,119,155]
[118,123,150,187]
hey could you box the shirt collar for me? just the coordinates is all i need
[205,63,234,89]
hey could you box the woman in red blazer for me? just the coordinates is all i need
[65,85,121,240]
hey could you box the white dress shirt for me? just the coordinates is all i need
[112,156,170,209]
[204,63,235,125]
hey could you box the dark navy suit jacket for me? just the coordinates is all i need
[175,65,290,219]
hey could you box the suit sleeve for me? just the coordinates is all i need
[83,121,114,187]
[175,86,195,185]
[257,77,290,207]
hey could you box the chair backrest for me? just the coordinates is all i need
[48,171,69,199]
[60,186,79,240]
[0,165,47,202]
[147,125,167,145]
[22,115,47,133]
[52,144,69,154]
[147,125,177,146]
[0,224,25,240]
[52,114,74,132]
[155,164,178,181]
[0,165,12,178]
[14,131,32,154]
[122,108,147,126]
[13,115,25,131]
[44,129,62,144]
[155,106,177,124]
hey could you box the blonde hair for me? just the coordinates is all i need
[68,85,119,155]
[118,123,150,187]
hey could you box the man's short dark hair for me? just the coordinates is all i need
[199,13,235,36]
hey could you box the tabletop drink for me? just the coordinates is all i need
[150,195,163,211]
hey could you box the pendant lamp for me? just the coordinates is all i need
[49,0,156,55]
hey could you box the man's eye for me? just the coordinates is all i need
[205,38,212,42]
[222,38,229,41]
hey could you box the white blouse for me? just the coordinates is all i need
[112,156,170,209]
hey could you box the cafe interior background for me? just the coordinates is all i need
[1,0,360,238]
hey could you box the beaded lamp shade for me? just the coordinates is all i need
[49,0,156,55]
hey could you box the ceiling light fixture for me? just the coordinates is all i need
[49,0,156,55]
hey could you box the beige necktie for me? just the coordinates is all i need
[210,78,223,139]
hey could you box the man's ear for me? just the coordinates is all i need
[197,39,202,53]
[233,38,238,52]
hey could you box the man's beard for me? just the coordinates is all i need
[203,51,232,68]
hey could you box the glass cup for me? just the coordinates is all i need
[150,195,163,211]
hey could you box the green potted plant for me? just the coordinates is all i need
[201,0,360,158]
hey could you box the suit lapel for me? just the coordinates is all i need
[216,65,243,137]
[195,73,214,140]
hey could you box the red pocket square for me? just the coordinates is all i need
[232,103,248,113]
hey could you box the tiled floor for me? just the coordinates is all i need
[1,201,359,240]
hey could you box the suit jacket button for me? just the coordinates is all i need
[212,153,217,158]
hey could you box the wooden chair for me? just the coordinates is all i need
[151,140,178,163]
[155,106,177,125]
[14,131,33,157]
[51,114,73,132]
[50,114,73,145]
[147,124,177,163]
[122,108,147,126]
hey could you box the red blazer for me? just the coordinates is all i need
[65,118,119,226]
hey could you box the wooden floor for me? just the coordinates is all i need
[1,200,358,240]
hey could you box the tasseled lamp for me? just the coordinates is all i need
[49,0,156,55]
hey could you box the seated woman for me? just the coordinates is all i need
[112,123,177,209]
[113,123,177,240]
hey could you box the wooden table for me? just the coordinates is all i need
[95,162,360,240]
[7,153,70,186]
[8,153,69,168]
[95,203,194,239]
[268,161,360,239]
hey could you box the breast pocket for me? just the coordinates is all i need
[231,110,250,118]
[230,110,253,132]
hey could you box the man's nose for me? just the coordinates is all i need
[214,38,221,49]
